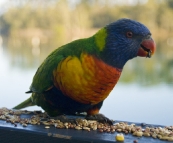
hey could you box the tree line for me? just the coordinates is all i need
[0,0,173,84]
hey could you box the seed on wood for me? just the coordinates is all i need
[83,127,90,131]
[167,137,173,141]
[97,124,102,129]
[117,129,122,132]
[160,136,170,140]
[131,127,136,133]
[169,133,173,137]
[152,134,157,139]
[107,129,110,133]
[92,125,97,130]
[75,126,82,130]
[22,123,27,127]
[115,133,124,142]
[143,132,150,137]
[43,122,51,125]
[131,124,136,126]
[111,129,115,133]
[69,124,74,128]
[64,122,68,126]
[98,129,103,133]
[157,135,162,139]
[133,131,143,137]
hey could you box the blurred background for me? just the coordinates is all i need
[0,0,172,125]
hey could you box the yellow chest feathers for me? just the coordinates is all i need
[53,53,122,105]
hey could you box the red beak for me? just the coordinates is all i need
[137,37,156,58]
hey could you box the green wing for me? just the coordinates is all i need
[30,36,99,93]
[30,49,64,93]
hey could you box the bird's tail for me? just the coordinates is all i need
[13,96,35,109]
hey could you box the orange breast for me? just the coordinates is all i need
[53,53,122,105]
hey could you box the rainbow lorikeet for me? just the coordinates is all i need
[13,18,156,123]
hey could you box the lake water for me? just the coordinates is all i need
[0,47,172,126]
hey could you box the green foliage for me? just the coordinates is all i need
[0,0,173,85]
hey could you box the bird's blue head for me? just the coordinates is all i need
[97,18,156,69]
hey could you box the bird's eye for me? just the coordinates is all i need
[126,31,133,38]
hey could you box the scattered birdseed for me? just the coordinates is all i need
[0,107,173,142]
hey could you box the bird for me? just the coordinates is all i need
[13,18,156,123]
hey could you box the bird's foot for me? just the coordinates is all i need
[85,113,113,125]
